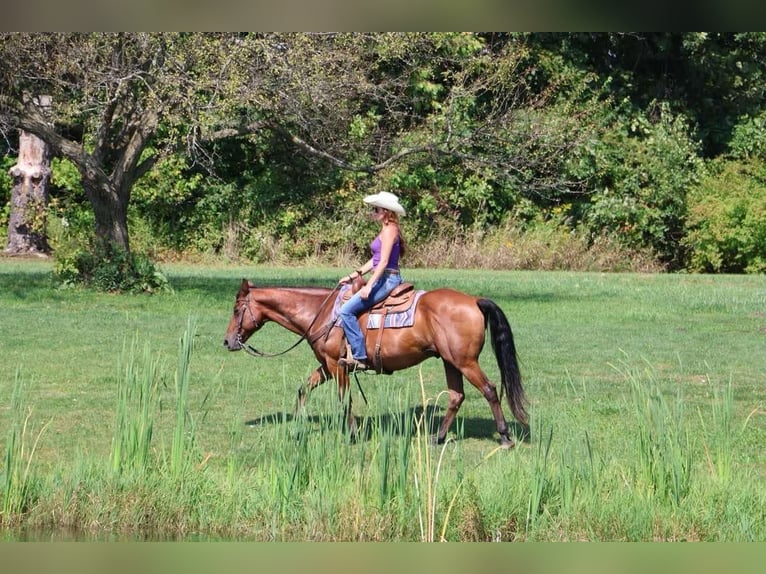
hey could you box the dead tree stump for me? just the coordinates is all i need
[5,96,52,256]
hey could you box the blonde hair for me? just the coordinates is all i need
[381,209,399,225]
[381,210,406,257]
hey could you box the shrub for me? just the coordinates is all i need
[683,159,766,274]
[54,241,171,294]
[728,112,766,161]
[582,102,704,268]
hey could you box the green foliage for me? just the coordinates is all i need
[582,102,704,268]
[53,241,171,294]
[0,155,13,208]
[684,159,766,273]
[131,153,206,250]
[530,33,766,157]
[1,155,15,246]
[49,157,82,195]
[728,112,766,160]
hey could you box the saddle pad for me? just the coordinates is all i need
[331,285,425,329]
[367,290,425,329]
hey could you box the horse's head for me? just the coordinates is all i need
[223,279,265,351]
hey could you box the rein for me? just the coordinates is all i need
[237,284,340,358]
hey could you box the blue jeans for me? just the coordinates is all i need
[339,272,402,360]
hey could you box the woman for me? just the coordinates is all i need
[338,191,406,371]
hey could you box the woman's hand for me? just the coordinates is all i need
[359,284,372,300]
[339,269,364,285]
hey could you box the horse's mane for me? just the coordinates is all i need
[255,285,334,295]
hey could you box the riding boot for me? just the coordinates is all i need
[339,356,372,371]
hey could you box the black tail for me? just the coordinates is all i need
[477,299,528,427]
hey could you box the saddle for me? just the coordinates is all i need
[340,279,417,315]
[337,276,419,374]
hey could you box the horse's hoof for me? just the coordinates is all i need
[430,434,446,446]
[499,436,516,449]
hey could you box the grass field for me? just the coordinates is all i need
[1,258,765,541]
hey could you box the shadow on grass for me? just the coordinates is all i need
[244,404,530,446]
[0,259,56,299]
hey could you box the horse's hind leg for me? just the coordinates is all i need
[460,362,514,448]
[435,361,466,444]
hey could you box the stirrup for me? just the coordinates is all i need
[339,357,371,371]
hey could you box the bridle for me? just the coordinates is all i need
[234,284,340,358]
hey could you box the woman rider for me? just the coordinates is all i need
[337,191,406,371]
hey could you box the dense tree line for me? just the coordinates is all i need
[1,33,765,287]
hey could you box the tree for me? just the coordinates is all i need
[0,33,253,257]
[526,33,766,157]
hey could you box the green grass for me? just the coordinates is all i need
[1,259,765,540]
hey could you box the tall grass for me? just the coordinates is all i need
[370,379,413,512]
[109,318,203,485]
[111,341,162,476]
[526,418,553,530]
[169,317,197,479]
[411,377,451,542]
[3,351,765,540]
[406,221,664,272]
[699,378,735,484]
[623,362,693,506]
[2,370,50,522]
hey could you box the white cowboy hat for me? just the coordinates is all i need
[363,191,406,216]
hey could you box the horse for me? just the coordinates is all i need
[223,278,529,447]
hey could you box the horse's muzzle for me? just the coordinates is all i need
[223,336,242,351]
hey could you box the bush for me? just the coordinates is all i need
[582,102,704,268]
[683,159,766,274]
[54,241,171,294]
[729,112,766,160]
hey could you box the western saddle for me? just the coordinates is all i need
[338,276,419,373]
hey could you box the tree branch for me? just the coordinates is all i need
[207,119,443,174]
[112,107,159,189]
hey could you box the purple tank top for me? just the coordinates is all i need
[371,233,401,270]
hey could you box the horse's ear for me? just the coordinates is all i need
[239,278,250,295]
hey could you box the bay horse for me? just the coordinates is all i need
[223,278,529,447]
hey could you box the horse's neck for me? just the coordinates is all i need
[258,288,332,335]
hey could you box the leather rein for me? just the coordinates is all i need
[235,284,340,358]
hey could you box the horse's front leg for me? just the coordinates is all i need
[328,360,359,442]
[295,365,329,414]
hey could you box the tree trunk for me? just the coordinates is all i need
[5,126,52,256]
[83,178,131,255]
